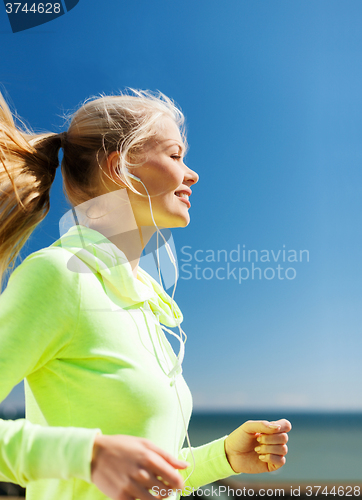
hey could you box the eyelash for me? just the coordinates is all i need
[171,155,182,160]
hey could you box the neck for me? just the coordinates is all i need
[72,189,156,278]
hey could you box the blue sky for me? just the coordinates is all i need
[1,0,362,412]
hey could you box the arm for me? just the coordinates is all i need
[0,249,100,486]
[178,419,291,494]
[178,436,238,493]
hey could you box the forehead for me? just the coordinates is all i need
[152,117,184,149]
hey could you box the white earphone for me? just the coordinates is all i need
[124,167,181,322]
[124,166,195,482]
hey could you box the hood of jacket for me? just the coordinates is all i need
[52,225,183,328]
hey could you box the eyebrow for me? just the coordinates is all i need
[165,141,187,155]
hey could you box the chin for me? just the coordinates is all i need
[165,215,190,229]
[176,211,191,227]
[173,221,189,229]
[154,206,191,229]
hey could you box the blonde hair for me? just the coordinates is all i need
[0,89,186,287]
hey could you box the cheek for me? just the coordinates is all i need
[147,166,182,195]
[165,165,184,191]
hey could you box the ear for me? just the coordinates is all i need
[106,151,127,186]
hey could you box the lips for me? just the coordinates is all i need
[174,189,191,208]
[174,187,192,197]
[175,192,189,201]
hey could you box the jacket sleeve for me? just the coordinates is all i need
[178,436,239,494]
[0,249,101,487]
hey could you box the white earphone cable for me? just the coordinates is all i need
[130,173,196,486]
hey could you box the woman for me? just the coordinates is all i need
[0,89,291,500]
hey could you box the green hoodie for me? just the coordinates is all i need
[0,225,237,499]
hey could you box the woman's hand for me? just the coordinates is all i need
[91,434,189,500]
[224,419,292,474]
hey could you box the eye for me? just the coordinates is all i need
[171,155,182,160]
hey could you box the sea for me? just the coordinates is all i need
[185,412,362,484]
[0,409,361,485]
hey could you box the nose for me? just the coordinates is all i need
[183,162,199,185]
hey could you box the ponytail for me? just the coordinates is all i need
[0,92,62,288]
